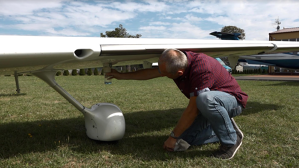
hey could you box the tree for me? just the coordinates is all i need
[94,68,99,75]
[87,68,93,76]
[79,69,86,76]
[101,24,142,38]
[221,26,245,40]
[63,70,69,76]
[72,69,78,76]
[56,71,62,76]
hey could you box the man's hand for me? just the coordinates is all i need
[105,69,121,80]
[163,136,177,152]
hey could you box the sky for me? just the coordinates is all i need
[0,0,298,41]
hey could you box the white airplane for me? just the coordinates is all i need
[1,35,299,141]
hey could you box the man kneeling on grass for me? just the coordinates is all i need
[106,49,248,160]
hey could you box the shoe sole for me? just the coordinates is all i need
[231,118,244,140]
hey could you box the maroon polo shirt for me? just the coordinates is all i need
[174,51,248,108]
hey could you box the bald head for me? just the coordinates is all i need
[159,49,188,74]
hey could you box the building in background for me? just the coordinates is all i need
[269,27,299,41]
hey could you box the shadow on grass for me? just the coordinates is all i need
[1,102,282,160]
[92,135,216,161]
[0,117,84,159]
[1,108,208,161]
[240,101,282,116]
[0,93,26,97]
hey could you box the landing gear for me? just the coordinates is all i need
[32,69,126,141]
[14,71,20,94]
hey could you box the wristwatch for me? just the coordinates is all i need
[170,131,179,139]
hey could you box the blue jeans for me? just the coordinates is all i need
[179,91,242,146]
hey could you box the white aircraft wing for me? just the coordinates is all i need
[1,35,299,75]
[1,35,299,142]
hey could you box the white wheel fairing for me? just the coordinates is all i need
[84,103,125,141]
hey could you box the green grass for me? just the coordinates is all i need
[1,75,299,167]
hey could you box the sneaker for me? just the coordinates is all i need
[231,118,244,140]
[212,119,243,160]
[212,133,242,160]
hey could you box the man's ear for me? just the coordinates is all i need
[177,70,184,76]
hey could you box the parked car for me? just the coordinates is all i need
[215,58,232,74]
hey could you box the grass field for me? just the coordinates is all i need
[1,75,299,167]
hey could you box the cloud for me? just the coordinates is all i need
[0,1,137,36]
[0,0,174,36]
[0,0,298,40]
[185,14,203,22]
[149,22,171,26]
[46,28,90,36]
[139,21,214,39]
[168,22,213,39]
[0,0,64,16]
[138,26,167,38]
[108,1,168,12]
[140,26,166,31]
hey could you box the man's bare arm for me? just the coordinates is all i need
[106,68,162,80]
[163,96,198,151]
[172,96,199,137]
